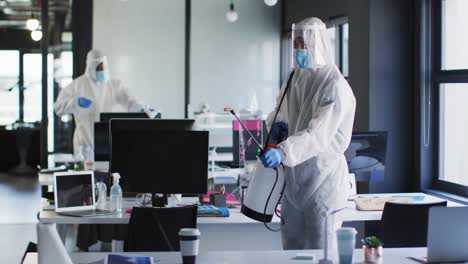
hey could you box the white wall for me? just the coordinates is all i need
[190,0,282,114]
[93,0,185,118]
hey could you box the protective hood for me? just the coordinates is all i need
[85,49,110,84]
[291,17,334,69]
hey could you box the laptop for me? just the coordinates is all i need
[427,207,468,263]
[54,171,113,217]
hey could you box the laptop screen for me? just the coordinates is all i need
[56,173,94,208]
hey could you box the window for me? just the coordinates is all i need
[327,18,349,78]
[434,0,468,195]
[441,0,468,70]
[439,83,468,187]
[342,23,349,77]
[23,53,53,123]
[0,51,20,125]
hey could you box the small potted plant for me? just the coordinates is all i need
[362,236,383,263]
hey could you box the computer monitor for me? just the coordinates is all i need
[94,122,110,161]
[109,119,206,195]
[100,112,161,123]
[344,131,388,182]
[109,119,194,133]
[94,114,166,161]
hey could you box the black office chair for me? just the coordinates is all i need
[21,242,37,264]
[124,205,198,252]
[381,201,447,247]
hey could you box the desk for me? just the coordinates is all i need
[41,200,283,251]
[24,248,428,264]
[39,193,448,224]
[39,193,451,252]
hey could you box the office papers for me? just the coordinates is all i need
[105,254,155,264]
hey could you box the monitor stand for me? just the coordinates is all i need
[151,193,168,207]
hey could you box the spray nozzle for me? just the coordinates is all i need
[224,107,235,115]
[112,173,121,185]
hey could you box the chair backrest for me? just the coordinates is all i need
[125,205,198,252]
[381,201,447,248]
[21,242,37,264]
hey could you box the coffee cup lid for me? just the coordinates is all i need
[336,227,357,234]
[179,228,200,236]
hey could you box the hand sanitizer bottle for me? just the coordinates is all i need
[95,176,107,210]
[110,173,122,213]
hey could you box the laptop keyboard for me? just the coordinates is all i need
[60,209,113,217]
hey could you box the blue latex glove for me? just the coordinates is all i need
[141,108,156,112]
[270,122,289,143]
[259,148,285,169]
[78,97,92,108]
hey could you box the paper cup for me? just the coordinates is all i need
[179,228,200,264]
[336,227,357,264]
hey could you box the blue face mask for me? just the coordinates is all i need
[295,49,311,69]
[96,71,105,82]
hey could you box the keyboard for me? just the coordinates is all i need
[58,209,114,217]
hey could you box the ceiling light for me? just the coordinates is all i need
[264,0,278,6]
[26,18,39,31]
[31,30,42,41]
[226,2,238,23]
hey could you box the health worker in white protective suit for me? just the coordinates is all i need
[55,49,158,154]
[259,17,356,250]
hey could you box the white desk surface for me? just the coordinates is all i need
[39,193,452,225]
[39,205,281,225]
[23,248,428,264]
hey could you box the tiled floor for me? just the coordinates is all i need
[0,173,41,263]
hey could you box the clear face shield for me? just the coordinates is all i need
[86,55,110,83]
[291,23,334,69]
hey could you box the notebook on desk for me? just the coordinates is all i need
[197,205,230,217]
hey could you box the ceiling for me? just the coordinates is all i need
[0,0,71,30]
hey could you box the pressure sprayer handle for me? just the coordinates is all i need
[224,108,264,151]
[225,107,284,169]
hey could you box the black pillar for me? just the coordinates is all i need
[19,50,24,122]
[184,0,191,118]
[72,0,93,78]
[40,0,49,167]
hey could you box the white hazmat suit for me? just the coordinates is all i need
[55,50,152,153]
[266,17,356,250]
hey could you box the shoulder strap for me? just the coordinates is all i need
[264,70,295,147]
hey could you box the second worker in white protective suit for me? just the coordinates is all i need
[259,17,356,250]
[55,49,158,154]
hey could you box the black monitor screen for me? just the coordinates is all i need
[344,131,387,182]
[110,128,208,194]
[100,112,161,123]
[94,122,110,161]
[95,118,187,162]
[56,174,94,208]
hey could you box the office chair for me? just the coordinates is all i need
[21,242,37,264]
[381,201,447,247]
[125,205,197,252]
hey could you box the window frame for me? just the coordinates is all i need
[0,50,20,125]
[326,16,349,77]
[432,0,468,197]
